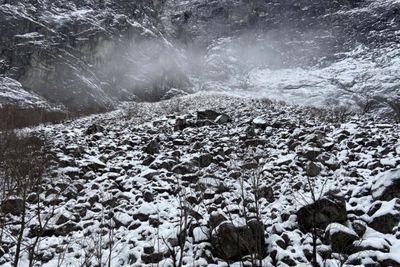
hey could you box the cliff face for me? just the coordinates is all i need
[162,0,400,109]
[1,0,400,116]
[0,0,187,113]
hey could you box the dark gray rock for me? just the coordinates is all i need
[368,199,400,234]
[143,140,160,155]
[371,168,400,201]
[297,194,347,232]
[1,198,24,215]
[85,124,105,135]
[197,110,222,121]
[172,162,197,174]
[211,220,265,261]
[306,161,321,177]
[141,252,164,264]
[325,223,359,253]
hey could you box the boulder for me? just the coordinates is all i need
[371,168,400,201]
[252,117,268,129]
[1,198,24,215]
[215,114,231,124]
[141,252,164,264]
[297,194,347,232]
[85,124,104,135]
[325,223,359,253]
[211,220,265,261]
[306,161,321,177]
[172,162,197,174]
[197,110,222,121]
[368,199,400,234]
[195,153,213,167]
[143,140,160,155]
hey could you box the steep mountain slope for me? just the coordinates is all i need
[1,0,400,120]
[162,0,400,114]
[0,0,188,113]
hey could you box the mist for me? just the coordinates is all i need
[92,25,337,103]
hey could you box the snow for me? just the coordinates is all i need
[327,223,358,236]
[371,199,399,218]
[0,77,52,108]
[380,157,398,167]
[371,168,400,199]
[136,202,157,215]
[253,116,267,125]
[15,32,43,38]
[1,94,400,267]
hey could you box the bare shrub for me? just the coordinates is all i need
[0,105,67,130]
[306,105,354,123]
[0,129,58,267]
[161,184,190,267]
[381,98,400,122]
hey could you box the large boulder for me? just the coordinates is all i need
[197,110,222,121]
[1,198,25,215]
[368,199,400,234]
[325,223,359,253]
[211,219,265,261]
[85,124,105,135]
[371,168,400,201]
[297,194,347,232]
[143,140,160,155]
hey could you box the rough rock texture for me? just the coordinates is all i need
[1,95,400,266]
[211,220,265,261]
[296,194,347,232]
[326,223,359,253]
[371,168,400,201]
[0,0,189,113]
[1,198,24,215]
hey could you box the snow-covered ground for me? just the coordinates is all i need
[1,94,400,266]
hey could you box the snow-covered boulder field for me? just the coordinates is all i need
[1,94,400,266]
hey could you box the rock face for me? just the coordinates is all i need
[0,0,189,114]
[2,0,400,124]
[211,220,265,261]
[297,194,347,232]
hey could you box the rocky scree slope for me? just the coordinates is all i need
[1,94,400,266]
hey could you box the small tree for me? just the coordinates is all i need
[0,130,53,267]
